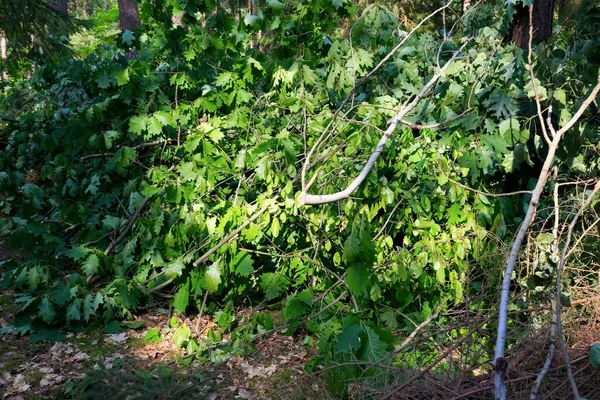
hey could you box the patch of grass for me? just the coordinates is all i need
[23,368,44,385]
[64,357,215,400]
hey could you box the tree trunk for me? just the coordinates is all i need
[512,0,555,49]
[0,32,7,81]
[49,0,68,16]
[117,0,141,32]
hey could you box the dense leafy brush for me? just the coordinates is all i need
[1,0,600,394]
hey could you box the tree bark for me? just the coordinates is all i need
[512,0,555,49]
[0,31,7,81]
[117,0,141,32]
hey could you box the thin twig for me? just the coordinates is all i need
[194,290,209,336]
[555,180,600,400]
[147,203,273,294]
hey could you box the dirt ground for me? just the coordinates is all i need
[0,240,332,400]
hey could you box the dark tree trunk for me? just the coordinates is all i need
[49,0,68,15]
[512,0,555,49]
[117,0,141,32]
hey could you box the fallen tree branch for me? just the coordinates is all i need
[80,139,175,160]
[554,180,600,400]
[147,203,273,294]
[398,108,473,130]
[381,316,489,400]
[104,195,153,256]
[299,40,470,205]
[493,74,600,399]
[300,0,455,192]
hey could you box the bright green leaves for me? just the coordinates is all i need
[231,251,254,277]
[267,0,285,10]
[145,328,162,344]
[165,258,185,278]
[172,323,191,348]
[260,272,290,300]
[115,68,130,86]
[343,215,376,296]
[82,254,100,276]
[129,115,146,135]
[524,78,547,101]
[128,111,176,139]
[173,283,190,313]
[203,261,222,293]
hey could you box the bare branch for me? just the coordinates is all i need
[300,0,455,191]
[554,180,600,399]
[493,75,600,399]
[299,40,470,205]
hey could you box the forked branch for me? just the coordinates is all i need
[298,40,470,205]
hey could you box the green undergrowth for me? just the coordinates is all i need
[1,0,600,395]
[64,358,215,400]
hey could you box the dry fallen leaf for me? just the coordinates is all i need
[236,388,253,399]
[106,332,128,344]
[11,374,30,393]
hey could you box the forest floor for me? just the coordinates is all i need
[0,241,332,400]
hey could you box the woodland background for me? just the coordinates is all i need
[1,0,600,399]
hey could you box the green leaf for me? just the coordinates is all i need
[154,110,175,127]
[244,14,260,27]
[173,323,191,348]
[103,321,122,334]
[260,272,289,300]
[27,266,44,291]
[122,30,135,45]
[345,265,370,296]
[38,298,56,324]
[122,320,145,329]
[104,130,120,148]
[66,298,81,322]
[203,261,221,293]
[335,324,362,353]
[96,70,112,89]
[271,217,280,238]
[146,116,163,137]
[590,343,600,368]
[115,69,129,86]
[165,258,185,277]
[145,327,162,344]
[82,254,100,276]
[267,0,285,10]
[129,115,147,134]
[231,251,254,277]
[52,284,73,306]
[554,88,567,106]
[83,293,102,322]
[360,326,388,362]
[173,283,190,313]
[209,128,224,143]
[380,310,398,330]
[343,214,376,270]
